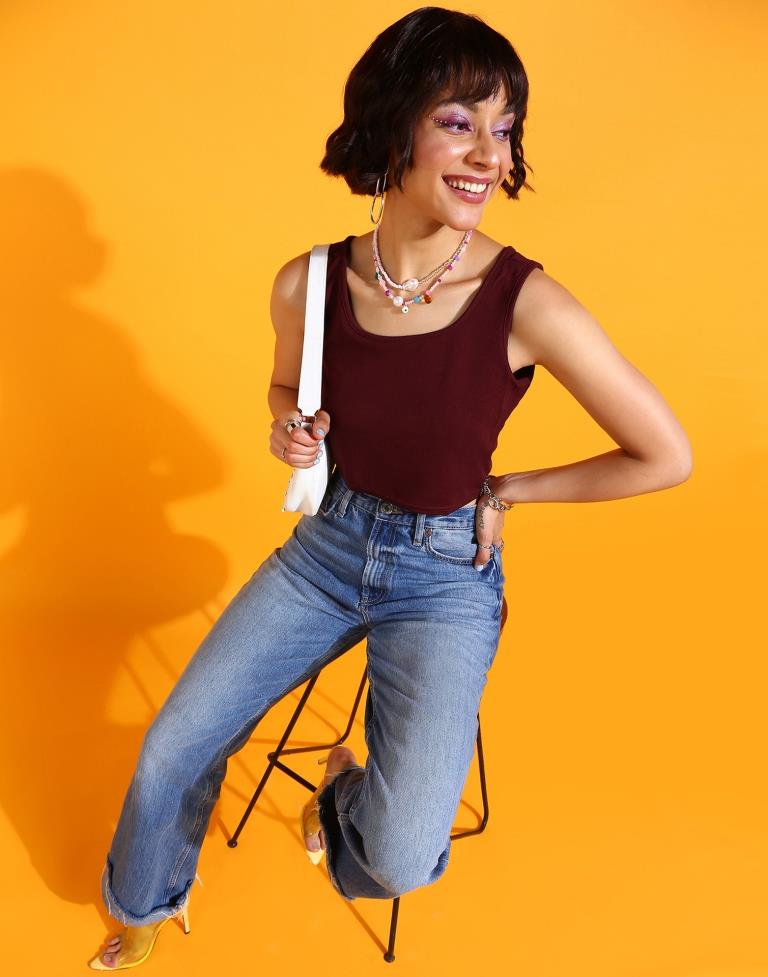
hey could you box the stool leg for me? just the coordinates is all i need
[227,672,321,847]
[384,896,400,963]
[475,715,490,833]
[227,664,368,846]
[450,714,490,840]
[275,664,368,761]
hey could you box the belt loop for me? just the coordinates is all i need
[413,512,426,546]
[337,487,354,517]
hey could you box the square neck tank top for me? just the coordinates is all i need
[320,234,544,514]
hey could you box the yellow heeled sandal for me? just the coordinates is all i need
[300,746,358,866]
[88,874,200,970]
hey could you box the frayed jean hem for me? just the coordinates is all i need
[100,856,193,927]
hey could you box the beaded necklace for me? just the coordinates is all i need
[371,225,473,314]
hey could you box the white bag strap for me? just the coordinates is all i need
[297,243,330,417]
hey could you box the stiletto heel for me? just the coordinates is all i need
[88,877,198,970]
[300,746,358,865]
[180,901,191,935]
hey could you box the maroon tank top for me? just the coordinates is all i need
[321,234,543,515]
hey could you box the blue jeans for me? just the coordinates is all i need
[101,468,505,924]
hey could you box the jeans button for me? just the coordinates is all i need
[380,502,393,514]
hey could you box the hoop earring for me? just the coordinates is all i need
[369,165,389,225]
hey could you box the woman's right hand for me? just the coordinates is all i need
[271,408,330,468]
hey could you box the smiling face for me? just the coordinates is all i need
[389,88,516,230]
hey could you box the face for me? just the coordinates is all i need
[393,89,516,229]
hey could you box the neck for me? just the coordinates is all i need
[372,203,471,282]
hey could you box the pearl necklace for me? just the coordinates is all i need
[371,227,473,314]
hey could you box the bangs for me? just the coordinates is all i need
[417,49,523,118]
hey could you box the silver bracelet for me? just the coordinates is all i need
[481,476,514,511]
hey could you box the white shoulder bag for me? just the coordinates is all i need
[282,244,333,515]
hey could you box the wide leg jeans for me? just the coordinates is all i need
[101,469,505,924]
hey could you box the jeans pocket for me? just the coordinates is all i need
[423,525,478,566]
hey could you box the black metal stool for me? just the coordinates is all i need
[226,597,506,963]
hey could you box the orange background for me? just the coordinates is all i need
[1,1,766,974]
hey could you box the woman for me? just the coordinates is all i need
[89,6,692,970]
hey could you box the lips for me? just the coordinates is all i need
[442,176,491,203]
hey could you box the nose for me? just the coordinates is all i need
[466,126,502,176]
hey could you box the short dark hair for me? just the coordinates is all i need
[319,6,535,200]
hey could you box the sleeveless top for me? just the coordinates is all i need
[321,234,544,515]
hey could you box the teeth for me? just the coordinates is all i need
[446,179,487,193]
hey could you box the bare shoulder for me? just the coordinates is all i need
[512,267,619,381]
[270,249,312,328]
[510,265,692,471]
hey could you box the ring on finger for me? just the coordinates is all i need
[477,539,504,552]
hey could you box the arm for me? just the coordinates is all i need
[268,251,329,466]
[496,270,693,504]
[268,249,309,422]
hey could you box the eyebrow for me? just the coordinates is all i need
[433,98,516,116]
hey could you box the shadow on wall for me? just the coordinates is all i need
[0,166,232,907]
